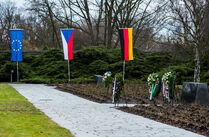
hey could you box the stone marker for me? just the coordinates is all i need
[94,75,103,86]
[181,82,209,105]
[195,83,209,105]
[181,82,198,103]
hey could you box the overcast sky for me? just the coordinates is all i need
[0,0,25,7]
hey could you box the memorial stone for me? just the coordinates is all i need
[181,82,198,103]
[195,83,209,105]
[94,75,103,86]
[182,82,209,105]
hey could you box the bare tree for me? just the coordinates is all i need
[53,0,104,46]
[51,0,166,49]
[26,0,61,49]
[111,0,167,48]
[167,0,208,82]
[0,1,17,43]
[23,0,167,50]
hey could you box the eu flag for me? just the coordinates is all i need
[10,29,23,62]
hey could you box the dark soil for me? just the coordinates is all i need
[55,83,209,137]
[56,83,151,104]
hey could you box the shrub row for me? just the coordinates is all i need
[0,46,208,84]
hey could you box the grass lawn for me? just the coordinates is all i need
[0,83,74,137]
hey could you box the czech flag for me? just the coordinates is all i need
[10,29,24,62]
[61,29,74,60]
[119,28,134,61]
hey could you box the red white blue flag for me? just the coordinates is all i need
[60,29,74,60]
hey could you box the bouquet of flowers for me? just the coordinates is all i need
[103,71,112,88]
[112,73,124,103]
[162,71,176,102]
[147,73,161,100]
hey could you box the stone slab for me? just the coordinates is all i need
[181,82,198,103]
[195,83,209,105]
[181,82,209,105]
[94,75,103,86]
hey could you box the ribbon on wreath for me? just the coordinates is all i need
[162,80,170,102]
[150,82,157,100]
[112,77,117,103]
[112,74,124,104]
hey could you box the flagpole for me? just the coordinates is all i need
[17,61,19,82]
[122,60,128,106]
[68,60,70,82]
[123,60,125,80]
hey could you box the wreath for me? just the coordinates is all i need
[147,73,161,100]
[102,71,112,88]
[162,71,176,102]
[112,73,124,103]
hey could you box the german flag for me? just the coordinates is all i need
[119,28,134,61]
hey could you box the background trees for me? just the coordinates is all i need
[0,1,18,49]
[0,0,170,50]
[166,0,209,82]
[25,0,167,49]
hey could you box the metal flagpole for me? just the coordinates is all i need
[123,60,125,80]
[17,61,19,82]
[68,60,70,82]
[122,60,127,106]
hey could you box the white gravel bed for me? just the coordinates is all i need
[10,84,204,137]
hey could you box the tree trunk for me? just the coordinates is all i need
[45,0,61,48]
[107,25,112,48]
[104,0,107,47]
[83,0,95,46]
[107,0,114,49]
[107,14,112,49]
[194,45,200,82]
[95,0,103,45]
[113,37,120,48]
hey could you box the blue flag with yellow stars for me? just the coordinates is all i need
[10,29,23,62]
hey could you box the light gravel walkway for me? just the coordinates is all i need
[10,84,204,137]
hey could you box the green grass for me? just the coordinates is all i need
[176,85,182,88]
[176,85,209,89]
[0,83,74,137]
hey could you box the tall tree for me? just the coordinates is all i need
[52,0,166,48]
[24,0,167,50]
[168,0,208,82]
[103,0,167,48]
[54,0,104,46]
[26,0,61,49]
[0,1,17,43]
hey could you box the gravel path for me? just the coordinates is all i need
[10,84,204,137]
